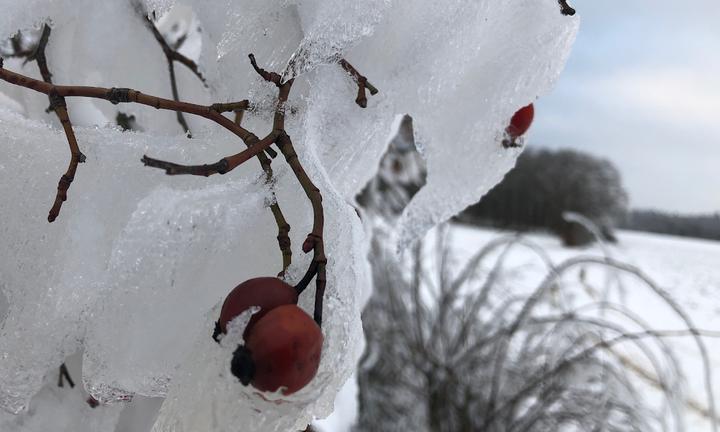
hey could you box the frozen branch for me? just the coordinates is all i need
[339,58,379,108]
[248,54,328,325]
[134,0,208,136]
[57,363,75,388]
[558,0,576,16]
[248,53,283,86]
[0,65,277,179]
[232,111,292,276]
[8,24,88,222]
[276,131,327,326]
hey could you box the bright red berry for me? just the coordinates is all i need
[215,277,298,340]
[231,304,323,395]
[506,103,535,138]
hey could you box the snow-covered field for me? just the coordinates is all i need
[318,225,720,432]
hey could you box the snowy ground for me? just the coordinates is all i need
[317,225,720,432]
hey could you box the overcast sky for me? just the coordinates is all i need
[533,0,720,214]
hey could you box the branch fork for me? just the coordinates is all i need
[339,58,379,108]
[0,26,380,327]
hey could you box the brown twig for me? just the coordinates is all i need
[249,54,327,325]
[134,0,208,136]
[23,24,88,222]
[0,31,35,59]
[58,363,75,388]
[249,53,283,86]
[276,131,327,325]
[0,66,274,179]
[558,0,576,16]
[339,58,379,108]
[233,110,292,276]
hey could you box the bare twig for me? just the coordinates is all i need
[249,53,283,86]
[58,363,75,388]
[558,0,576,16]
[134,0,208,136]
[232,110,292,276]
[18,24,88,222]
[339,58,379,108]
[248,53,328,325]
[0,66,274,178]
[276,130,327,325]
[47,93,86,222]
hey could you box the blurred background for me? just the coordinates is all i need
[319,2,720,431]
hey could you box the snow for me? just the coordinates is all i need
[0,0,578,430]
[446,225,720,432]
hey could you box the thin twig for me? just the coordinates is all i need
[134,0,208,136]
[58,363,75,388]
[295,260,319,295]
[249,53,282,86]
[558,0,576,16]
[233,110,292,276]
[339,58,379,108]
[0,66,274,178]
[24,25,88,222]
[276,130,327,325]
[249,53,328,325]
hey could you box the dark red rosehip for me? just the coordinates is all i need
[506,103,535,138]
[216,277,298,340]
[232,304,323,395]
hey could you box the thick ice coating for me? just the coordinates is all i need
[0,0,577,430]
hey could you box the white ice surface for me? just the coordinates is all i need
[0,0,578,430]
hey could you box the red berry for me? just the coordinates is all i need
[232,305,323,395]
[505,103,535,138]
[216,277,298,339]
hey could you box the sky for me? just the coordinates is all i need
[533,0,720,214]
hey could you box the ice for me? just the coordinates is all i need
[0,352,124,432]
[82,178,273,401]
[299,0,579,248]
[0,377,123,432]
[282,0,391,80]
[0,105,269,412]
[149,138,370,431]
[0,0,578,429]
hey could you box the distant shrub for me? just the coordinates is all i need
[459,148,628,246]
[354,226,717,432]
[621,210,720,241]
